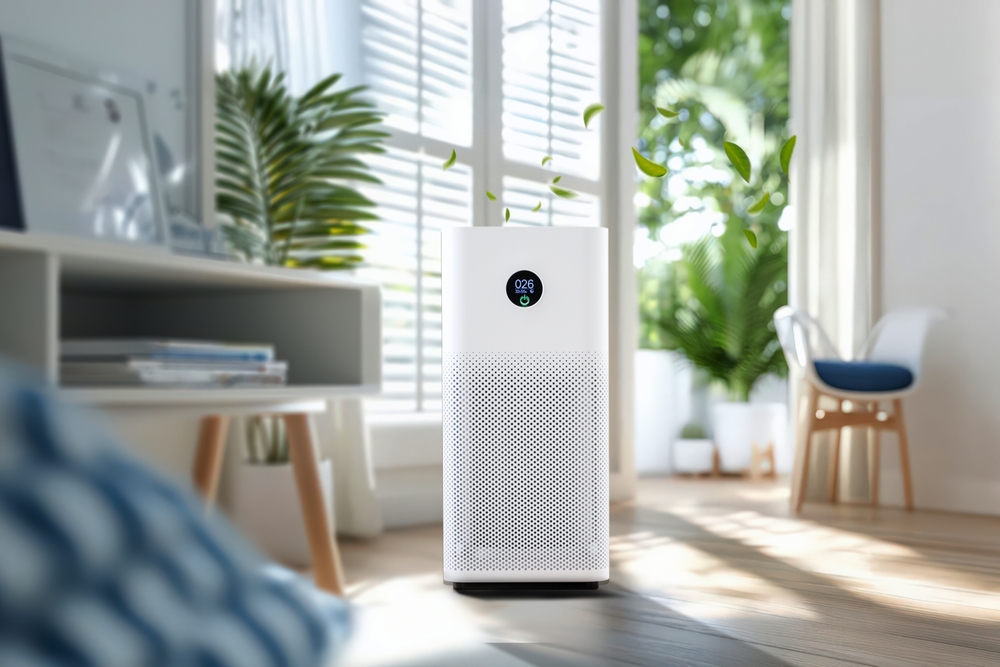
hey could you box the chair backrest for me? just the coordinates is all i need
[863,307,946,383]
[773,306,841,370]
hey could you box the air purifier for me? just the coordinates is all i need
[442,226,609,591]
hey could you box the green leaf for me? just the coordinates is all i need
[532,201,542,212]
[442,148,457,171]
[631,147,667,177]
[780,135,797,177]
[583,102,605,128]
[724,141,752,183]
[744,228,758,249]
[541,156,552,166]
[655,106,680,118]
[747,191,770,215]
[505,207,510,222]
[552,175,562,184]
[550,185,578,199]
[486,190,496,201]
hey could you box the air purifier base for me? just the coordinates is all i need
[452,581,602,593]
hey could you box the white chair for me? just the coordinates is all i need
[773,306,945,512]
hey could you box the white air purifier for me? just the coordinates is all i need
[442,226,609,591]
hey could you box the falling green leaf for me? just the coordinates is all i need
[505,207,510,222]
[656,107,679,118]
[552,175,562,184]
[780,135,797,177]
[532,201,542,212]
[724,141,752,183]
[486,190,496,201]
[550,185,578,199]
[442,149,456,171]
[541,156,552,166]
[583,103,605,128]
[631,147,667,178]
[744,228,758,249]
[747,191,770,215]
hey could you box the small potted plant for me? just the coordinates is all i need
[673,422,717,475]
[231,415,333,567]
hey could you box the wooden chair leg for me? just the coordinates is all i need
[827,426,842,504]
[794,382,819,513]
[894,399,915,510]
[191,415,230,506]
[870,426,881,508]
[284,413,345,596]
[751,442,762,481]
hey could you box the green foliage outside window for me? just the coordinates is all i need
[637,0,791,400]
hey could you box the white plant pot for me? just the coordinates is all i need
[712,402,787,473]
[672,439,716,474]
[232,459,333,568]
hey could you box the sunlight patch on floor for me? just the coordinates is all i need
[668,506,1000,622]
[340,574,493,667]
[613,534,819,622]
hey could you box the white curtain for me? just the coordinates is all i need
[788,0,880,504]
[215,0,333,94]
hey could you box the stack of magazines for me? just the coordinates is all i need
[60,339,288,388]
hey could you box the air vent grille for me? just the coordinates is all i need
[443,351,609,574]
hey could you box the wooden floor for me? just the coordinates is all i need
[337,477,1000,666]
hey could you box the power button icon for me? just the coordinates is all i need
[519,295,531,306]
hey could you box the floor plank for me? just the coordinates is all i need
[337,477,1000,666]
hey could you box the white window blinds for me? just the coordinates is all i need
[361,0,473,146]
[358,148,472,413]
[360,0,474,414]
[502,0,602,179]
[503,176,600,227]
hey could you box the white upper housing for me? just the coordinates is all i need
[442,226,609,583]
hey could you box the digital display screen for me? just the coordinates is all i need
[506,270,543,307]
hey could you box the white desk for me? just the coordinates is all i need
[0,230,383,594]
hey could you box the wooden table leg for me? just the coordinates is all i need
[285,412,345,596]
[191,415,230,505]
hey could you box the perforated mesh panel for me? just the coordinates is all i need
[443,352,609,574]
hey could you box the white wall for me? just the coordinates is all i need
[881,0,1000,513]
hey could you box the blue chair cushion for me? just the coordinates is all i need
[814,360,914,392]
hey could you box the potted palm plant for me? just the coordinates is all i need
[656,217,788,472]
[215,65,386,268]
[215,65,385,562]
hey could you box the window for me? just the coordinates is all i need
[360,0,605,414]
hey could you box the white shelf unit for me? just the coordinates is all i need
[0,230,382,404]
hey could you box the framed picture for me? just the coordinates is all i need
[0,36,169,248]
